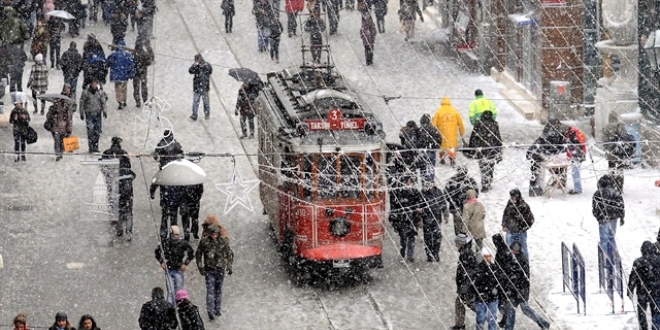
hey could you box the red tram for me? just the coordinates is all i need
[256,52,387,281]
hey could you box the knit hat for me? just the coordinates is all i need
[481,246,493,257]
[208,224,221,233]
[466,189,477,199]
[35,53,43,63]
[454,234,472,246]
[111,136,123,145]
[170,226,180,235]
[55,311,67,321]
[175,289,188,301]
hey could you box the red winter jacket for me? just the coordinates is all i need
[566,126,586,161]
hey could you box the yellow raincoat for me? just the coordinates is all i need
[431,97,465,149]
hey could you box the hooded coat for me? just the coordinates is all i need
[456,239,478,296]
[493,233,530,304]
[592,174,625,223]
[418,114,442,149]
[471,256,501,303]
[45,102,72,134]
[431,97,465,150]
[61,44,83,79]
[154,133,184,169]
[467,110,502,159]
[628,241,660,301]
[189,54,213,93]
[463,189,486,239]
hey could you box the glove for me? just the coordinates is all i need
[199,269,206,276]
[103,112,108,119]
[620,218,625,226]
[150,194,155,200]
[234,110,239,116]
[227,269,233,275]
[80,115,85,120]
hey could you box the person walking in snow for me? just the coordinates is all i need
[501,188,534,259]
[47,16,65,70]
[431,96,465,166]
[468,89,497,126]
[27,53,48,114]
[234,82,259,139]
[418,113,442,182]
[174,289,205,330]
[565,125,586,195]
[49,312,74,330]
[78,315,101,330]
[592,174,625,268]
[132,39,154,107]
[9,94,30,162]
[359,1,376,66]
[444,165,478,236]
[79,78,108,153]
[221,0,235,32]
[471,247,501,330]
[196,224,234,320]
[399,120,421,175]
[466,110,502,192]
[253,0,273,52]
[526,117,566,197]
[373,0,388,33]
[189,53,212,120]
[398,0,422,41]
[392,176,423,262]
[61,42,83,96]
[462,189,486,250]
[30,18,49,66]
[107,40,135,110]
[284,0,303,37]
[45,98,72,161]
[304,10,326,64]
[139,287,179,330]
[82,34,108,89]
[421,181,447,262]
[155,225,195,304]
[627,241,660,330]
[602,112,633,191]
[452,234,477,330]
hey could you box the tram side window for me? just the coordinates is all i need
[365,153,377,200]
[301,155,314,201]
[318,155,338,199]
[339,156,361,199]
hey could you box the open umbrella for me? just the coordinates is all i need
[229,68,262,85]
[2,92,34,104]
[38,93,71,102]
[45,10,76,20]
[151,159,207,186]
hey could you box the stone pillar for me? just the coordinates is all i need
[492,0,506,72]
[539,0,584,118]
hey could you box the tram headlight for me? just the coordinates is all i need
[329,217,351,237]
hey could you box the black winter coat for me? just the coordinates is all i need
[139,295,178,330]
[592,175,625,223]
[177,299,205,330]
[628,241,660,300]
[189,61,212,93]
[421,186,446,230]
[155,137,184,169]
[456,241,478,296]
[133,43,154,77]
[493,233,529,304]
[444,173,478,212]
[155,237,195,269]
[501,198,534,233]
[391,185,423,235]
[150,184,182,208]
[471,260,501,303]
[468,113,502,159]
[61,47,82,79]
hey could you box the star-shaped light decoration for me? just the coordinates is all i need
[215,171,260,214]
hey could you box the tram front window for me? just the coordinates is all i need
[318,155,338,199]
[301,155,314,201]
[339,156,361,199]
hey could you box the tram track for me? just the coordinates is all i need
[168,0,393,328]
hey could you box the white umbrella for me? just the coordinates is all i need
[151,159,207,186]
[46,10,76,20]
[2,92,34,104]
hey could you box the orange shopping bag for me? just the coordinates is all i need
[63,136,80,152]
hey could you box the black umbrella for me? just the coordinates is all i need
[228,68,262,85]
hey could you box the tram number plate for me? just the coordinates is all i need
[333,260,350,268]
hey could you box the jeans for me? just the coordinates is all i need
[423,224,441,261]
[269,34,281,60]
[192,91,210,116]
[160,205,179,238]
[376,14,385,33]
[64,75,78,97]
[475,300,498,330]
[167,269,185,304]
[365,44,374,65]
[13,130,26,156]
[240,113,255,136]
[651,296,660,330]
[258,26,269,51]
[133,73,148,104]
[181,202,200,239]
[205,269,226,315]
[49,41,61,68]
[504,301,550,330]
[506,231,528,259]
[9,71,23,92]
[86,114,102,152]
[287,12,297,35]
[403,19,414,40]
[224,13,233,32]
[636,296,650,330]
[52,132,66,156]
[571,162,582,193]
[599,220,618,264]
[80,4,88,28]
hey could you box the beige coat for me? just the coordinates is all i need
[462,190,486,239]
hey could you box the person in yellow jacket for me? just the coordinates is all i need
[431,96,465,166]
[468,89,497,125]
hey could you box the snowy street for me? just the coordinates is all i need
[1,0,658,329]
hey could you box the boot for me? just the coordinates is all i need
[21,155,26,161]
[14,155,20,162]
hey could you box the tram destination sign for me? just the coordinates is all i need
[303,109,367,131]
